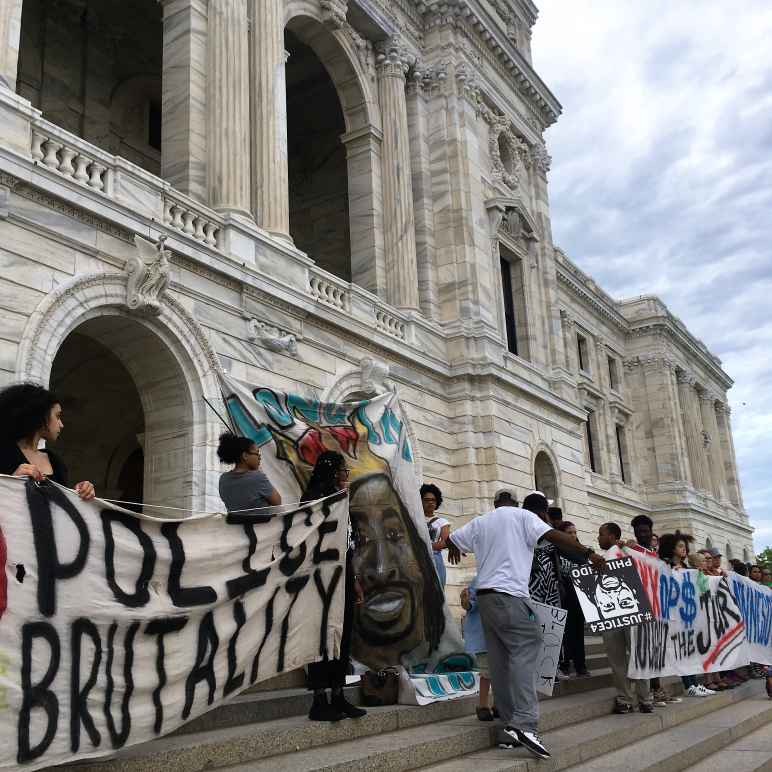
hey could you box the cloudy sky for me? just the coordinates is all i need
[531,2,772,554]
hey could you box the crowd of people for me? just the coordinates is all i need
[1,381,770,760]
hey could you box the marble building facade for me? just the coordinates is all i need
[0,0,753,580]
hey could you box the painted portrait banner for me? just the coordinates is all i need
[625,550,752,678]
[221,374,471,674]
[571,556,654,634]
[0,475,347,771]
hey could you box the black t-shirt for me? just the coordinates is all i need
[0,441,68,485]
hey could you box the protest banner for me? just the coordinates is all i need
[570,556,654,634]
[0,475,347,771]
[221,374,471,674]
[727,573,772,665]
[530,600,567,696]
[398,670,479,706]
[626,551,752,678]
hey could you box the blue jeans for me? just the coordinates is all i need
[433,550,446,589]
[682,675,697,688]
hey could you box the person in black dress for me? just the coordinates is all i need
[302,451,367,722]
[0,383,95,499]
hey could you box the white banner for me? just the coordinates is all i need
[727,573,772,666]
[398,670,479,706]
[624,549,754,678]
[0,476,347,771]
[531,600,567,696]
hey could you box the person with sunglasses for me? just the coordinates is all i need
[217,432,281,512]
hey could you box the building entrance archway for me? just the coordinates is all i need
[534,450,559,504]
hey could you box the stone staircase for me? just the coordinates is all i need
[51,641,772,772]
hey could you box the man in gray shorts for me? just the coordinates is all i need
[447,492,605,759]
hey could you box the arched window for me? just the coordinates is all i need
[705,537,713,550]
[743,547,750,563]
[725,542,733,561]
[534,451,558,503]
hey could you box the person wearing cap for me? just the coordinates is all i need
[494,489,519,508]
[445,492,605,760]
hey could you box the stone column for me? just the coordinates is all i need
[251,0,290,240]
[0,0,23,92]
[698,390,726,500]
[161,0,209,202]
[715,403,742,507]
[376,37,420,311]
[676,370,710,491]
[208,0,251,216]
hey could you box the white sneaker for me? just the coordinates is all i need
[687,685,707,697]
[504,727,551,759]
[698,685,716,695]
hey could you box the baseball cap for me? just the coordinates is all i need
[494,488,519,506]
[708,548,722,557]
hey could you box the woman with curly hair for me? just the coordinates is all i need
[301,451,366,722]
[216,432,281,512]
[0,382,95,500]
[421,482,449,589]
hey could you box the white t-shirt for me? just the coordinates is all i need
[426,516,450,544]
[450,506,551,598]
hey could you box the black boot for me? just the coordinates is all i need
[331,690,367,719]
[308,692,345,722]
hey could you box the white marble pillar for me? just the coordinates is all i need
[208,0,252,216]
[676,371,710,491]
[251,0,290,240]
[160,0,208,202]
[376,38,420,311]
[698,390,726,500]
[0,0,23,92]
[715,403,743,508]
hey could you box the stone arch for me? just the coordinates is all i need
[725,542,733,561]
[705,536,713,550]
[533,445,560,504]
[15,272,222,513]
[743,546,750,563]
[283,6,384,294]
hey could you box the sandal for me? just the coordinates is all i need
[476,706,494,722]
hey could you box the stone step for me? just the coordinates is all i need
[552,667,614,697]
[417,681,766,772]
[562,684,772,772]
[682,721,772,772]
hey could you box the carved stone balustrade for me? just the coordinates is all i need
[162,192,222,249]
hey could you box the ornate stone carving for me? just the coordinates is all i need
[702,430,712,449]
[246,318,300,357]
[360,355,392,394]
[488,113,529,191]
[375,36,411,79]
[342,22,375,81]
[320,0,347,29]
[126,235,171,315]
[531,141,552,173]
[560,309,575,329]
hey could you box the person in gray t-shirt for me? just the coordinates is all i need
[217,433,281,512]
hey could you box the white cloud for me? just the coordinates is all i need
[532,0,772,554]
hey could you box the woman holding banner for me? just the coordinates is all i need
[0,382,95,500]
[217,432,282,510]
[301,451,367,722]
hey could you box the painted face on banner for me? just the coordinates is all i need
[349,474,427,666]
[594,574,639,618]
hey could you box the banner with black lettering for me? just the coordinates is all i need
[221,374,471,674]
[0,475,347,770]
[625,549,755,678]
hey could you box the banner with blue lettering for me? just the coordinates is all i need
[0,475,347,770]
[622,548,770,678]
[221,374,471,674]
[728,573,772,666]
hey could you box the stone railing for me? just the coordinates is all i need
[31,119,112,194]
[375,308,407,341]
[162,191,222,249]
[308,268,350,311]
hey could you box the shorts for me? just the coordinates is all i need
[475,652,489,679]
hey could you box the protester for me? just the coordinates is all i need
[651,533,660,551]
[750,565,763,583]
[557,521,589,678]
[217,432,281,512]
[626,515,680,706]
[597,522,653,714]
[494,488,519,508]
[0,382,95,500]
[762,567,772,587]
[747,565,767,678]
[708,547,724,575]
[446,492,605,759]
[730,559,748,577]
[420,483,450,589]
[301,451,367,721]
[659,532,715,697]
[461,576,499,722]
[548,506,563,529]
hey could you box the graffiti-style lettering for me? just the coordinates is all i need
[144,617,188,734]
[102,510,156,608]
[182,611,219,720]
[103,621,139,749]
[162,523,217,607]
[70,618,102,752]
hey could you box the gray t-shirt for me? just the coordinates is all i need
[219,470,274,513]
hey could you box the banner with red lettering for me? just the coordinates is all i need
[0,475,347,770]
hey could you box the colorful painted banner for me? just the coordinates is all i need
[398,670,479,706]
[531,600,567,696]
[0,475,347,771]
[624,549,755,677]
[221,374,471,674]
[728,573,772,665]
[570,556,654,634]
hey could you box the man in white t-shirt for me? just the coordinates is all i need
[447,493,605,760]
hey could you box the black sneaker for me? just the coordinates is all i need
[308,693,345,722]
[331,693,367,719]
[613,699,634,714]
[504,727,551,759]
[639,703,654,714]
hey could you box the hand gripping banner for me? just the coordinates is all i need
[221,374,471,674]
[0,475,347,770]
